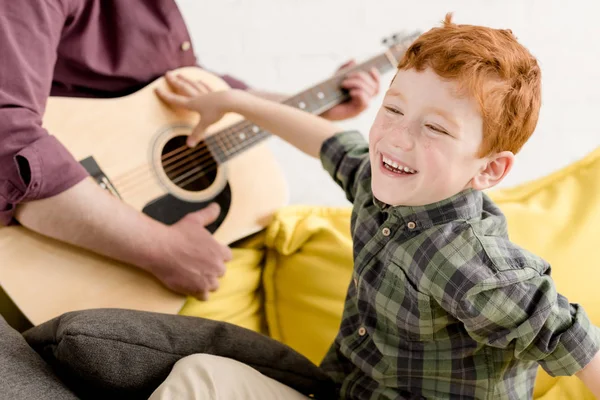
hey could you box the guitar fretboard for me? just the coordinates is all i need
[205,33,419,163]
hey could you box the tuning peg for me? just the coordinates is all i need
[382,30,423,48]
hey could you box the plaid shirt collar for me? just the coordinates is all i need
[373,187,483,231]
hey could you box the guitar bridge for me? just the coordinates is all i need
[79,156,121,199]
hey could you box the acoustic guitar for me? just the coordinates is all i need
[0,32,420,326]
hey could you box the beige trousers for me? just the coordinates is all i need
[149,354,310,400]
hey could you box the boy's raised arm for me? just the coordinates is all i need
[577,349,600,398]
[156,73,341,158]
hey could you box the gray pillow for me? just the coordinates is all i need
[0,315,78,400]
[23,308,336,400]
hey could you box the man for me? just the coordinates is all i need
[0,0,380,301]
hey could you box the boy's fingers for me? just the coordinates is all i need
[170,73,201,96]
[155,88,190,108]
[176,74,212,95]
[187,123,208,147]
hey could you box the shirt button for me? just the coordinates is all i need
[358,326,367,336]
[181,41,191,51]
[407,221,416,230]
[382,227,391,236]
[354,277,358,287]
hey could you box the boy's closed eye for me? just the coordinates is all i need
[425,124,452,136]
[384,106,404,116]
[384,107,454,138]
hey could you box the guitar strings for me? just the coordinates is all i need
[113,118,261,184]
[116,132,269,197]
[113,89,351,194]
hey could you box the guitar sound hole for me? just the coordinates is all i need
[161,135,217,192]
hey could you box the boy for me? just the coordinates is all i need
[155,13,600,400]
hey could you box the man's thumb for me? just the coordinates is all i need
[193,203,221,226]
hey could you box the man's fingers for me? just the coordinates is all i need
[336,59,357,74]
[195,289,210,301]
[369,68,381,95]
[349,89,370,109]
[342,76,378,98]
[351,71,379,95]
[206,275,220,292]
[221,245,233,264]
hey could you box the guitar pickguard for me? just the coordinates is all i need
[141,183,231,230]
[80,156,122,199]
[80,155,231,230]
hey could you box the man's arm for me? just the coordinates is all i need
[1,1,230,300]
[0,0,88,225]
[15,179,231,300]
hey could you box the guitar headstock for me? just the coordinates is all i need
[382,30,423,64]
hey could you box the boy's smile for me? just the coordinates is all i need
[380,152,418,176]
[368,67,510,207]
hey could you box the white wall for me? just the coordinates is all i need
[176,0,600,206]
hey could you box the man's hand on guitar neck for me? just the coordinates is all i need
[321,60,381,121]
[15,179,232,301]
[248,59,380,121]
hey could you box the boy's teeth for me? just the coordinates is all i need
[382,156,416,174]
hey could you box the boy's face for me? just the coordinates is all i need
[369,67,507,207]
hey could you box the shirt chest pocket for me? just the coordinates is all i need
[377,262,435,342]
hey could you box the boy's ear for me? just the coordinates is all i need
[471,151,515,190]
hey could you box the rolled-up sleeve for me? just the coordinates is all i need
[433,265,600,376]
[319,131,369,203]
[0,0,88,225]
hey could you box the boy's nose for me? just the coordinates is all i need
[390,123,416,151]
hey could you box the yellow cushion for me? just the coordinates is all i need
[263,206,353,365]
[178,232,266,334]
[262,146,600,399]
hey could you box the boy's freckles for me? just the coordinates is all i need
[422,136,433,150]
[367,67,490,207]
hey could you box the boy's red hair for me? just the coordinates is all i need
[398,13,541,156]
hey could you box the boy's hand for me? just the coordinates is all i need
[156,72,238,147]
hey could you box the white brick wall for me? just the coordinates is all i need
[176,0,600,206]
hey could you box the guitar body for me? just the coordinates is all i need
[0,67,288,325]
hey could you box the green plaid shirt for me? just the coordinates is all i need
[318,131,599,400]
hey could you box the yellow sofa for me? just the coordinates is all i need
[180,146,600,399]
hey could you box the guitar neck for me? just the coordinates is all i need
[206,33,420,163]
[281,52,396,115]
